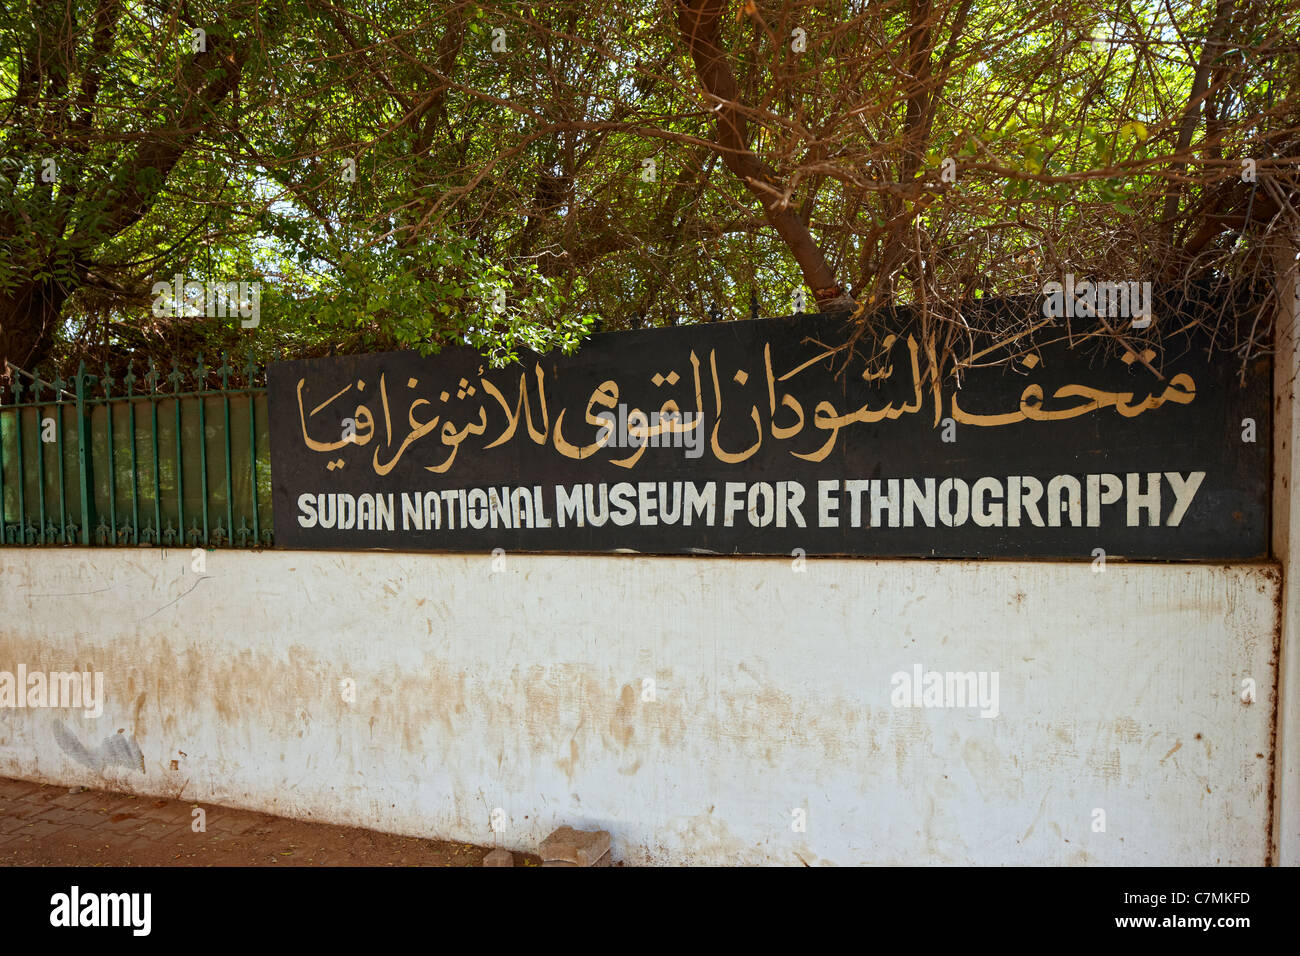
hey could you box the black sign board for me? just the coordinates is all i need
[267,301,1269,559]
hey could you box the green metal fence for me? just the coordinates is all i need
[1,353,272,548]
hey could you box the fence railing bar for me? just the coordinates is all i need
[222,407,234,546]
[36,394,48,545]
[150,389,162,545]
[14,399,27,544]
[174,395,184,546]
[218,352,234,545]
[0,407,6,533]
[77,388,265,404]
[247,354,260,546]
[125,363,139,544]
[166,360,185,546]
[75,362,94,545]
[57,399,69,543]
[198,398,211,547]
[127,397,139,544]
[102,364,117,544]
[7,363,75,401]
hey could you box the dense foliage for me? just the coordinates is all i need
[2,0,1297,378]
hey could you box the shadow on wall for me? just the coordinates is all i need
[53,720,145,774]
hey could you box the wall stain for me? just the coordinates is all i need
[53,721,144,774]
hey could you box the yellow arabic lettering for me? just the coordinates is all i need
[764,343,806,440]
[791,400,844,462]
[553,380,618,460]
[296,378,355,452]
[950,391,1026,427]
[481,364,551,449]
[349,404,375,446]
[1114,373,1196,417]
[372,402,443,476]
[708,349,762,463]
[423,407,487,474]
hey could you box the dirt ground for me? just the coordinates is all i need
[0,777,540,866]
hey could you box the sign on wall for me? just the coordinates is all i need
[267,300,1270,559]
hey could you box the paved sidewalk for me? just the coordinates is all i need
[0,777,535,866]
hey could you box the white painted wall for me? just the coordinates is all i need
[0,548,1278,865]
[1272,233,1300,866]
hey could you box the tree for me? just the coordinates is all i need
[1,0,260,372]
[3,0,1297,380]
